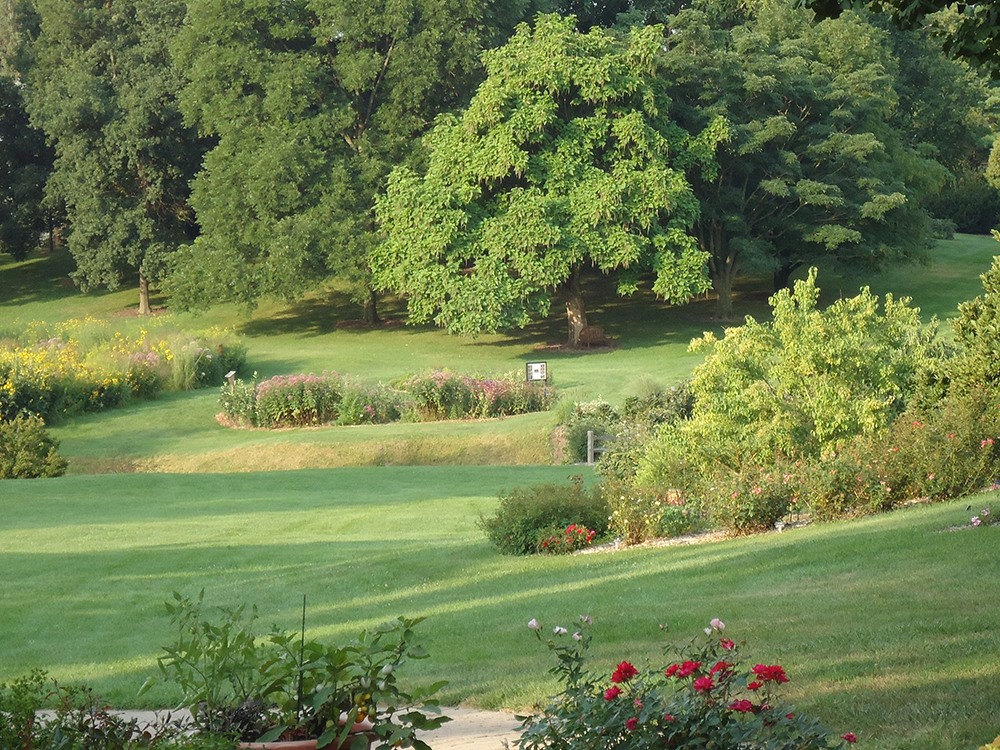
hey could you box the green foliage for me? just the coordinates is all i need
[149,591,448,747]
[596,381,694,483]
[168,0,506,317]
[24,0,201,310]
[253,373,343,428]
[0,414,67,478]
[662,0,946,318]
[518,618,855,750]
[949,255,1000,391]
[604,483,700,544]
[0,76,51,261]
[374,14,724,343]
[804,0,1000,73]
[0,669,221,749]
[478,477,609,555]
[878,387,1000,503]
[561,399,619,463]
[221,370,555,429]
[634,270,935,529]
[0,319,246,422]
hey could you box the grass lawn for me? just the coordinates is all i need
[2,235,1000,749]
[0,468,998,750]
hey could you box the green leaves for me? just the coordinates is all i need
[374,14,720,344]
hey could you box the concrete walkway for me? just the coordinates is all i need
[117,706,524,749]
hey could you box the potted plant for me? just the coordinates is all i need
[143,592,449,749]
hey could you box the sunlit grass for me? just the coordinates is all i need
[1,469,997,749]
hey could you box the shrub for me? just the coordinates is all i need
[878,387,1000,502]
[479,477,609,555]
[796,446,895,521]
[0,670,220,749]
[0,414,68,478]
[0,319,247,422]
[703,464,795,535]
[517,616,857,750]
[336,381,402,425]
[948,254,1000,392]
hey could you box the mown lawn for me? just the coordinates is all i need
[0,468,998,750]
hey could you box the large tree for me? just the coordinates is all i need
[803,0,1000,73]
[24,0,200,314]
[167,0,528,322]
[373,14,726,346]
[660,0,945,319]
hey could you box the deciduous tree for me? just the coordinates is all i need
[660,0,944,318]
[24,0,200,314]
[167,0,524,322]
[373,14,725,346]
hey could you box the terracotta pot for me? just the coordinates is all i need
[238,725,374,750]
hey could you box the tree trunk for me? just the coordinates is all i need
[772,261,801,292]
[562,266,588,348]
[362,285,380,325]
[699,219,737,320]
[138,269,151,315]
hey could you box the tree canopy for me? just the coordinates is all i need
[373,14,726,346]
[660,0,946,318]
[803,0,1000,73]
[166,0,529,321]
[24,0,200,313]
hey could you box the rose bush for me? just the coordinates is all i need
[517,616,857,749]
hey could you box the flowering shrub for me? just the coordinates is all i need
[220,369,556,429]
[402,369,555,421]
[254,373,343,427]
[518,616,856,750]
[0,318,245,422]
[479,477,609,555]
[536,523,598,554]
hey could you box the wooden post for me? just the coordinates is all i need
[587,430,595,465]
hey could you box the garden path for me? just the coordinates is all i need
[118,706,523,749]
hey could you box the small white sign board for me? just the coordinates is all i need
[525,361,548,382]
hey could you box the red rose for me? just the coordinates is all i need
[625,717,638,731]
[665,664,679,677]
[728,699,754,713]
[664,714,676,722]
[747,681,763,691]
[751,664,789,683]
[692,675,715,693]
[677,660,702,678]
[710,660,733,676]
[611,660,639,683]
[720,638,735,651]
[841,732,858,743]
[603,686,621,701]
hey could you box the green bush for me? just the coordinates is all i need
[879,387,1000,502]
[703,464,795,535]
[479,477,609,555]
[560,399,619,463]
[796,446,895,521]
[402,370,555,421]
[0,415,68,478]
[336,381,402,425]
